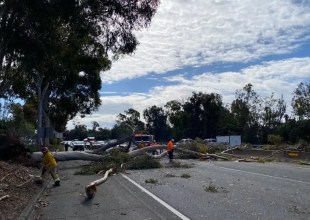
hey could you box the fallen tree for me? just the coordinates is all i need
[175,147,229,160]
[31,145,168,162]
[85,168,113,199]
[31,151,103,162]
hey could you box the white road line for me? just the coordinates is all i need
[121,174,190,220]
[215,166,310,185]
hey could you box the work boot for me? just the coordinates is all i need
[53,180,60,187]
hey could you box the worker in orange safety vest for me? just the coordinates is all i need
[166,138,174,163]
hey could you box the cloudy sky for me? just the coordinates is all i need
[68,0,310,129]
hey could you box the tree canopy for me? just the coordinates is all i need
[0,0,160,138]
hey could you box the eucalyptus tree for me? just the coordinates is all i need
[0,0,160,144]
[260,94,286,143]
[164,100,187,140]
[292,82,310,120]
[233,83,262,143]
[165,92,223,139]
[143,105,169,141]
[0,0,23,97]
[115,108,145,134]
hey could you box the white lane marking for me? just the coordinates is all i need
[121,174,190,220]
[214,166,310,185]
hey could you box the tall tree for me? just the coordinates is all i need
[292,82,310,120]
[0,0,160,144]
[260,94,286,143]
[164,100,187,140]
[234,83,262,143]
[143,105,169,141]
[182,92,223,139]
[116,108,145,134]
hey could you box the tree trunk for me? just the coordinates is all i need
[85,168,113,199]
[31,151,103,162]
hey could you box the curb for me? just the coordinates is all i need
[18,183,48,220]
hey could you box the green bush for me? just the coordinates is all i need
[268,134,283,145]
[125,155,161,170]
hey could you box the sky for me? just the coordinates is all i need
[67,0,310,130]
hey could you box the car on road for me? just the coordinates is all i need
[71,141,85,151]
[175,138,194,146]
[204,138,217,144]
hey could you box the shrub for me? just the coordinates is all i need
[145,178,158,184]
[268,135,283,145]
[180,173,191,178]
[205,182,218,193]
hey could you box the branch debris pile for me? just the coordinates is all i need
[0,161,40,220]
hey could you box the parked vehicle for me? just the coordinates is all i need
[71,141,85,151]
[131,133,156,147]
[204,138,217,144]
[176,138,194,145]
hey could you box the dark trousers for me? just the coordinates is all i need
[168,149,174,161]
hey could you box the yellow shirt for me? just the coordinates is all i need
[42,151,57,167]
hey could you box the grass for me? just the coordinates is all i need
[165,173,176,178]
[297,160,310,165]
[204,182,219,193]
[145,178,158,184]
[180,173,191,178]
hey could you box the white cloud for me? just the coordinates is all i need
[101,0,310,83]
[68,0,310,129]
[71,57,310,129]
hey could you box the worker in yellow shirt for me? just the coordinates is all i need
[40,147,60,187]
[166,138,174,163]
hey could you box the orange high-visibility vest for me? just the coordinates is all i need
[167,141,174,152]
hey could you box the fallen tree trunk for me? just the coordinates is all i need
[31,145,166,162]
[127,145,167,157]
[85,168,113,199]
[31,151,103,162]
[93,137,131,153]
[175,148,229,160]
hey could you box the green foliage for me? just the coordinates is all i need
[143,105,169,141]
[1,0,160,133]
[292,82,310,120]
[115,108,146,136]
[125,155,161,170]
[75,149,130,175]
[268,134,284,145]
[165,173,176,178]
[145,178,158,184]
[205,182,219,193]
[262,144,287,151]
[180,173,191,178]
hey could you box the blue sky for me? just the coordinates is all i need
[68,0,310,129]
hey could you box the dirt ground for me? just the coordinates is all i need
[0,160,41,220]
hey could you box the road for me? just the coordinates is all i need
[29,160,310,220]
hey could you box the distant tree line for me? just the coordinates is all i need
[63,82,310,145]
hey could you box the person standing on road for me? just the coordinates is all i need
[64,142,69,151]
[40,146,60,187]
[167,138,174,163]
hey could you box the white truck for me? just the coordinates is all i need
[216,135,241,147]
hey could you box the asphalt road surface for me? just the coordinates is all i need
[29,159,310,220]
